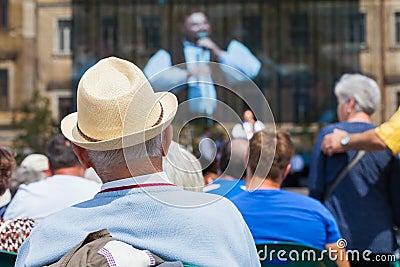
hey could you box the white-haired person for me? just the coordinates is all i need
[162,141,204,192]
[308,73,400,267]
[15,57,260,267]
[321,107,400,155]
[20,153,51,177]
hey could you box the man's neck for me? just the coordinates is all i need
[98,157,163,183]
[246,176,281,191]
[347,112,371,123]
[217,174,237,180]
[53,166,85,177]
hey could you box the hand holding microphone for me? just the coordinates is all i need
[196,31,223,58]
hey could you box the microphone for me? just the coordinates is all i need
[197,31,209,39]
[196,31,209,51]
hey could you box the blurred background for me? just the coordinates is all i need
[1,0,400,186]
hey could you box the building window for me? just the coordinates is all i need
[290,13,308,48]
[142,16,160,50]
[56,19,71,54]
[58,97,72,122]
[243,15,262,51]
[396,12,400,45]
[349,12,365,44]
[0,0,7,28]
[0,69,8,110]
[102,17,117,53]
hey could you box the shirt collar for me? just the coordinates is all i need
[100,172,172,192]
[183,40,202,49]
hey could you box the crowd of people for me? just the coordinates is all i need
[0,10,399,267]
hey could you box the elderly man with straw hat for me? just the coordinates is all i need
[15,57,260,267]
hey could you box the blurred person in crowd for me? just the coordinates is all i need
[214,132,226,153]
[322,106,400,156]
[144,11,261,117]
[308,74,400,267]
[0,147,35,253]
[231,109,265,140]
[15,57,260,266]
[203,138,248,198]
[283,153,306,187]
[0,147,16,217]
[198,127,218,184]
[163,141,204,192]
[9,167,45,197]
[242,109,265,140]
[4,134,101,222]
[12,153,49,197]
[21,153,51,177]
[0,217,35,253]
[231,130,349,267]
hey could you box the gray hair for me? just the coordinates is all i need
[163,141,204,192]
[334,73,381,115]
[86,134,162,178]
[10,167,46,197]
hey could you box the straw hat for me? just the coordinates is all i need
[61,57,177,151]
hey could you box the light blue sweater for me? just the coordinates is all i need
[16,185,260,267]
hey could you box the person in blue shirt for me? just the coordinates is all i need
[308,74,400,267]
[144,11,261,116]
[231,130,349,267]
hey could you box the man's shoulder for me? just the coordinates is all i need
[52,175,101,188]
[226,39,252,52]
[257,190,327,213]
[319,123,343,135]
[281,190,322,204]
[13,177,50,194]
[321,121,374,134]
[160,189,236,207]
[150,49,171,59]
[205,178,244,190]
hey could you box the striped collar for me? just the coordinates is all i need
[100,172,174,193]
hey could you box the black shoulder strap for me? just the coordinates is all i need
[323,150,366,203]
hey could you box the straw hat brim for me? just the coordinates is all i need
[61,92,177,151]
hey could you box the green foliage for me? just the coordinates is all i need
[12,90,57,154]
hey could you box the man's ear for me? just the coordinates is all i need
[281,164,291,181]
[72,143,93,168]
[348,98,356,110]
[161,125,173,157]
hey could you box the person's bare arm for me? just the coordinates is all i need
[325,242,350,267]
[321,128,388,156]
